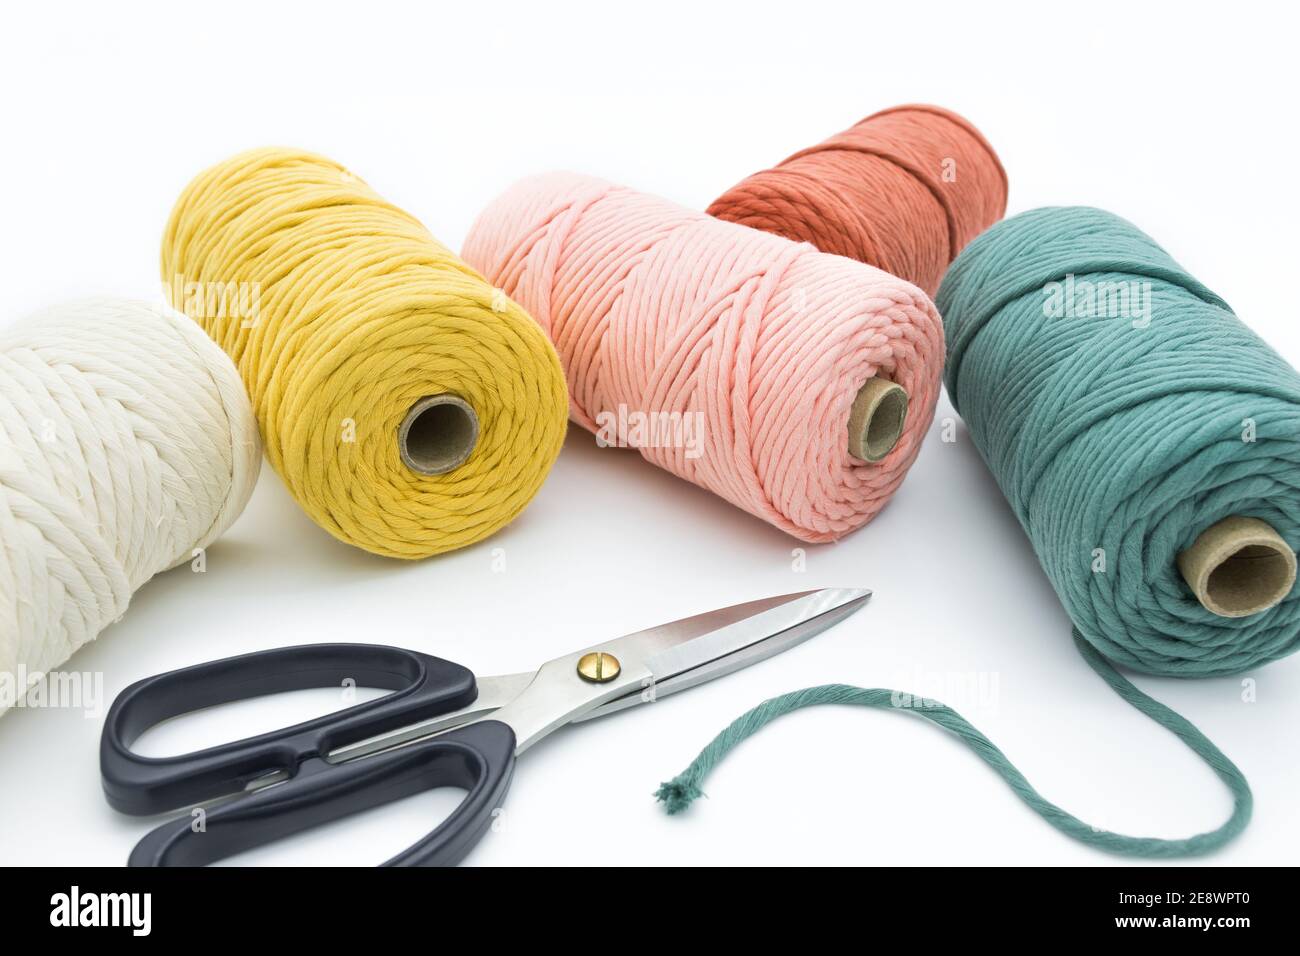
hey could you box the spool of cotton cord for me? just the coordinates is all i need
[708,104,1008,296]
[657,208,1300,857]
[1,299,260,714]
[462,172,944,542]
[163,148,569,559]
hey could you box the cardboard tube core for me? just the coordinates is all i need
[1177,516,1297,618]
[848,377,909,462]
[399,394,479,476]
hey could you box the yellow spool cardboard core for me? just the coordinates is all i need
[398,394,480,476]
[1177,516,1297,618]
[848,377,909,462]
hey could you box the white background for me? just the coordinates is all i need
[1,0,1297,867]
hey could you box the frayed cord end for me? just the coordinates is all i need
[654,776,706,815]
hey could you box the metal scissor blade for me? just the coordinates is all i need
[575,586,870,721]
[330,589,871,763]
[327,673,535,763]
[489,588,871,753]
[624,588,871,686]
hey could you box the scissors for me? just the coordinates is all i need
[100,587,869,866]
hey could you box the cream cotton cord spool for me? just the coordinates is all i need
[0,299,260,712]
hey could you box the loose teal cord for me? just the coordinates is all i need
[656,631,1252,856]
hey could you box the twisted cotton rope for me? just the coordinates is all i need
[656,634,1250,857]
[463,173,943,541]
[658,208,1300,856]
[163,148,569,559]
[1,299,260,710]
[943,207,1300,675]
[708,104,1008,296]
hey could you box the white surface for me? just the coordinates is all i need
[1,0,1297,867]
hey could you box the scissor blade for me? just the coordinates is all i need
[609,588,869,685]
[331,589,871,763]
[575,587,870,721]
[490,588,871,753]
[327,673,534,764]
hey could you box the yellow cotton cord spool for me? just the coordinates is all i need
[162,148,568,558]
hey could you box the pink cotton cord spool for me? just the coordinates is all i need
[707,104,1008,296]
[462,173,944,542]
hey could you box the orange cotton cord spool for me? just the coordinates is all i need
[707,104,1008,296]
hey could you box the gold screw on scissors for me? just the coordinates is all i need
[576,652,621,683]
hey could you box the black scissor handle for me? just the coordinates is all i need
[101,644,478,815]
[127,719,517,867]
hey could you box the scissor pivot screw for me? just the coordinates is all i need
[577,652,621,683]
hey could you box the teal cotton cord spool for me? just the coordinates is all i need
[657,207,1300,857]
[941,206,1300,674]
